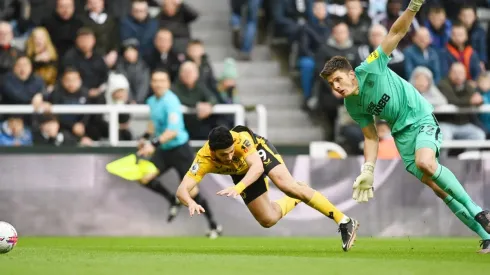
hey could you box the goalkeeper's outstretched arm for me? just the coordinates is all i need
[380,0,424,56]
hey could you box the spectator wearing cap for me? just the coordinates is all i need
[216,58,239,104]
[0,115,32,146]
[145,28,184,81]
[61,27,109,100]
[115,39,150,104]
[0,21,22,77]
[120,0,159,60]
[157,0,199,52]
[32,113,78,146]
[104,72,133,141]
[41,0,83,60]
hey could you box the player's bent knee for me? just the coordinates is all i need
[257,217,277,228]
[415,157,437,176]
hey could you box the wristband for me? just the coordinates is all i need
[150,137,161,147]
[234,182,246,193]
[142,132,151,140]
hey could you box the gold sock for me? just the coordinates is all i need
[274,196,301,217]
[306,191,346,224]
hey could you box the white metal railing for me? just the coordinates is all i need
[0,104,267,146]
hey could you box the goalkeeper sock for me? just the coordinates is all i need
[274,196,301,217]
[432,164,483,217]
[444,196,490,240]
[306,191,348,224]
[144,179,175,203]
[194,194,217,229]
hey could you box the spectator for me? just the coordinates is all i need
[172,61,216,140]
[48,68,93,143]
[115,39,150,104]
[104,73,133,141]
[437,62,486,142]
[186,39,219,100]
[410,66,447,106]
[32,113,78,146]
[0,56,46,111]
[29,0,56,28]
[61,27,109,100]
[271,0,313,43]
[0,21,22,77]
[25,27,58,92]
[314,22,360,76]
[458,5,487,68]
[297,0,332,101]
[442,22,481,83]
[403,27,441,83]
[0,115,32,146]
[120,0,159,59]
[41,0,83,60]
[359,24,405,78]
[341,0,372,46]
[477,73,490,137]
[157,0,199,51]
[424,5,451,50]
[216,58,239,104]
[230,0,262,60]
[145,28,184,81]
[374,0,419,49]
[81,0,119,61]
[0,0,31,37]
[376,120,399,160]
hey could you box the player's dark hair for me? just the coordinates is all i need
[320,56,353,79]
[208,126,234,151]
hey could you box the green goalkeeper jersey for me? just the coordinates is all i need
[344,46,434,134]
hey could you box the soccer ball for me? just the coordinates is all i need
[0,221,18,254]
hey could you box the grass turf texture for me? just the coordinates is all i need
[0,237,488,275]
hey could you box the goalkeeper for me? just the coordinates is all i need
[319,0,490,253]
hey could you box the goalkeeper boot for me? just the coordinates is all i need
[475,210,490,234]
[478,240,490,254]
[338,218,360,252]
[167,197,182,223]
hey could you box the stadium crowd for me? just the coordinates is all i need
[0,0,239,146]
[263,0,490,156]
[1,0,490,157]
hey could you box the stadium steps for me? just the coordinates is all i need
[139,0,324,145]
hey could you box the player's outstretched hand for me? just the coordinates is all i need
[188,202,205,216]
[216,186,240,198]
[352,162,375,203]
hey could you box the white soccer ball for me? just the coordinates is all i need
[0,221,18,254]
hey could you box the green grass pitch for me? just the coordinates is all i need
[0,237,488,275]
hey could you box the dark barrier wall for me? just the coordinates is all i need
[0,153,488,237]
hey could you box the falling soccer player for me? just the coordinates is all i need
[176,125,360,252]
[319,0,490,253]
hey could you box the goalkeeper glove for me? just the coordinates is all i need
[352,162,375,203]
[407,0,425,12]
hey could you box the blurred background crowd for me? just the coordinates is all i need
[1,0,490,158]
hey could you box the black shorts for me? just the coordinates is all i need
[230,139,284,205]
[150,142,194,179]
